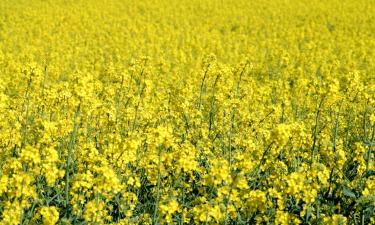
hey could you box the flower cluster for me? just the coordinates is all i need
[0,0,374,224]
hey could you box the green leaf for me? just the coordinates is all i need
[343,186,356,199]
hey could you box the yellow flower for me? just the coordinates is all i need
[160,199,180,223]
[39,206,60,225]
[323,214,347,225]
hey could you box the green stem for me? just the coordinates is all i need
[65,105,80,211]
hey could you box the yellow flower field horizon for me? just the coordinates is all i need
[0,0,374,224]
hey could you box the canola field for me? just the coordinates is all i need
[0,0,375,224]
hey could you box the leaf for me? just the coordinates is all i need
[343,186,357,199]
[363,170,375,178]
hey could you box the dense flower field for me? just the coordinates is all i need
[0,0,374,224]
